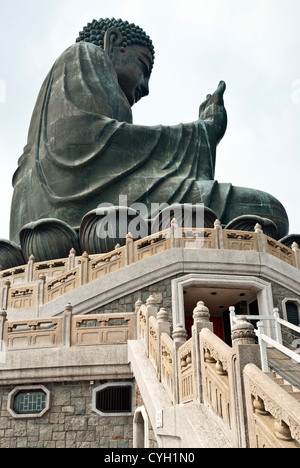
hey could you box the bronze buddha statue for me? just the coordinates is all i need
[6,18,289,263]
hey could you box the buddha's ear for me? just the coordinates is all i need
[104,28,123,58]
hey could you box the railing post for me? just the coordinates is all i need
[145,295,158,357]
[214,219,224,249]
[125,233,134,266]
[1,280,10,310]
[80,252,90,286]
[192,301,213,402]
[172,324,188,404]
[170,218,181,248]
[292,242,300,269]
[231,315,261,448]
[0,308,7,350]
[157,308,171,382]
[273,308,283,345]
[135,298,143,339]
[255,223,266,253]
[68,248,76,270]
[62,303,72,347]
[26,254,35,282]
[256,321,269,373]
[38,274,46,307]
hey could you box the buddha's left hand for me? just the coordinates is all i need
[199,81,227,144]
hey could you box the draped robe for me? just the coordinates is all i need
[10,41,288,242]
[10,42,225,243]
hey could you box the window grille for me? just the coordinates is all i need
[286,302,299,326]
[96,385,132,413]
[13,390,47,415]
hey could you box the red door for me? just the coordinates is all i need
[185,316,224,341]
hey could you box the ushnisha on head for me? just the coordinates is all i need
[76,18,155,106]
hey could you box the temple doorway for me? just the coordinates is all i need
[183,286,258,346]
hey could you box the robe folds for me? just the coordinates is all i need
[10,42,224,243]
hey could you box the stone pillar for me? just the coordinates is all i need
[214,219,224,249]
[157,308,171,381]
[38,274,46,307]
[125,233,134,266]
[80,252,90,286]
[292,242,300,269]
[0,309,7,346]
[144,295,158,358]
[26,254,35,282]
[170,218,181,248]
[146,295,158,319]
[192,301,213,401]
[1,280,10,310]
[255,223,266,253]
[231,315,261,448]
[68,248,77,270]
[172,324,188,404]
[62,303,73,347]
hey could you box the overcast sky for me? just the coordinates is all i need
[0,0,299,241]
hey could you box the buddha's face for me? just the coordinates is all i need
[111,45,153,106]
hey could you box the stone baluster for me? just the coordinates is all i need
[157,308,171,381]
[38,274,46,307]
[231,315,261,448]
[192,301,213,401]
[214,219,224,249]
[170,218,181,248]
[0,308,7,347]
[68,248,77,270]
[26,254,35,282]
[292,242,300,269]
[172,324,188,404]
[1,280,10,310]
[80,252,90,286]
[125,232,134,266]
[144,295,158,357]
[255,223,266,253]
[62,303,73,347]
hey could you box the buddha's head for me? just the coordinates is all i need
[76,18,155,107]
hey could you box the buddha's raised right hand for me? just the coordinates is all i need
[199,81,227,145]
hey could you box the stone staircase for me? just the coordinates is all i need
[267,371,300,402]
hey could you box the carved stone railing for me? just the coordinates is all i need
[244,363,300,448]
[0,306,135,351]
[201,328,234,440]
[135,297,300,448]
[1,221,300,310]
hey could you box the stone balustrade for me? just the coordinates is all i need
[136,297,300,449]
[1,222,300,311]
[0,306,135,351]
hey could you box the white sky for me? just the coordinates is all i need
[0,0,299,240]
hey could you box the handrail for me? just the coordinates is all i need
[256,322,300,372]
[230,306,300,372]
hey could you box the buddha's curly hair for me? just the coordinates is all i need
[76,18,155,71]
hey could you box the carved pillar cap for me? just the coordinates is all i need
[135,298,143,307]
[231,315,256,345]
[146,295,157,306]
[193,301,210,323]
[157,308,169,322]
[172,324,188,343]
[64,303,73,314]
